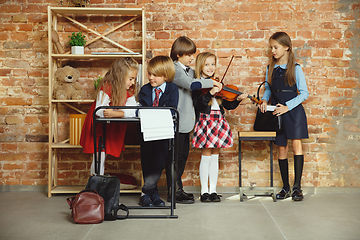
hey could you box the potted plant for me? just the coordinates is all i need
[68,31,86,54]
[94,75,102,90]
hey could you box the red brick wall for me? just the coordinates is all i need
[1,0,359,188]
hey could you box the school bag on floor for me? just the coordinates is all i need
[67,189,104,224]
[85,174,129,220]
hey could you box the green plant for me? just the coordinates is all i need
[94,75,102,90]
[68,31,86,46]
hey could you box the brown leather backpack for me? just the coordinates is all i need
[67,189,104,224]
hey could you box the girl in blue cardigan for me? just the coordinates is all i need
[259,32,309,201]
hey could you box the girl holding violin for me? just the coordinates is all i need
[192,52,247,202]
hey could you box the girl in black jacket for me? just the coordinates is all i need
[192,52,247,202]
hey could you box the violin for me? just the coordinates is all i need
[200,55,263,105]
[217,84,263,105]
[201,83,262,105]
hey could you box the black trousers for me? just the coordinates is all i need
[165,132,190,191]
[140,137,169,196]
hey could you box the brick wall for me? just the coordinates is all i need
[0,0,359,189]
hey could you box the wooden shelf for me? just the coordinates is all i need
[50,185,142,194]
[51,99,94,103]
[51,185,85,194]
[48,6,146,197]
[50,7,143,15]
[51,142,139,149]
[51,143,82,149]
[52,54,143,60]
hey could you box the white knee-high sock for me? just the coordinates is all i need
[90,151,106,175]
[209,154,219,194]
[199,155,211,194]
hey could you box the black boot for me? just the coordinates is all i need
[293,155,304,189]
[292,155,304,201]
[276,159,291,199]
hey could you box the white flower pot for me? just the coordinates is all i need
[71,46,84,54]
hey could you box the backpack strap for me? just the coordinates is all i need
[257,81,280,104]
[116,204,129,220]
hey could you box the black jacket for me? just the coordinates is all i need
[192,89,241,120]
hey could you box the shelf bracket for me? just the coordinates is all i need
[85,16,139,47]
[60,13,135,53]
[62,102,86,114]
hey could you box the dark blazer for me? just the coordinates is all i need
[138,82,179,111]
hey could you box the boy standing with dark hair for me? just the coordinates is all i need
[165,36,221,204]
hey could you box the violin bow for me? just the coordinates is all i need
[219,55,263,105]
[219,55,234,84]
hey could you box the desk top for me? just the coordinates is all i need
[239,131,276,138]
[95,117,140,123]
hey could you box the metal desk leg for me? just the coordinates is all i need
[239,140,242,188]
[270,140,273,187]
[239,139,243,202]
[270,140,276,202]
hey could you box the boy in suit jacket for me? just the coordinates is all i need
[137,56,179,207]
[165,36,222,204]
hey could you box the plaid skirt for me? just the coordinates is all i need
[192,110,233,149]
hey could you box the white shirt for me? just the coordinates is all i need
[95,90,138,118]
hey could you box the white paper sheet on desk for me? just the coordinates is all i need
[139,109,174,141]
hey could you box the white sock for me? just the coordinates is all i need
[199,155,211,195]
[209,154,219,194]
[90,152,106,175]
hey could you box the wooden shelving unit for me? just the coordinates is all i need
[47,6,146,197]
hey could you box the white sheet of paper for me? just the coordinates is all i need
[139,109,174,141]
[266,105,277,112]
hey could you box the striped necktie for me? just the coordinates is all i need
[153,88,161,106]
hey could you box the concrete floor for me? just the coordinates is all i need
[1,189,360,240]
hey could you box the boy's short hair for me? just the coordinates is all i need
[147,55,176,82]
[170,36,196,61]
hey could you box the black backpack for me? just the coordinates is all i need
[85,174,129,220]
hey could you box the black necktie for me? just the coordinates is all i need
[185,67,190,73]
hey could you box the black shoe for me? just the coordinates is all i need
[210,193,222,202]
[200,193,211,202]
[167,190,195,204]
[150,193,165,207]
[276,188,291,199]
[291,188,304,201]
[182,189,194,199]
[139,195,154,207]
[167,189,195,203]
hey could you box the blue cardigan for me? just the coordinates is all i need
[262,63,309,111]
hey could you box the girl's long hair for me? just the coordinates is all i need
[96,57,139,106]
[267,32,296,86]
[195,52,222,106]
[195,52,216,79]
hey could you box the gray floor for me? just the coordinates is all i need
[1,189,360,240]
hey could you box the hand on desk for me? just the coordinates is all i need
[103,109,124,118]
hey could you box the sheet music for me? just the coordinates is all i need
[139,109,174,141]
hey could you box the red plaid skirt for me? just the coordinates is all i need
[192,110,233,149]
